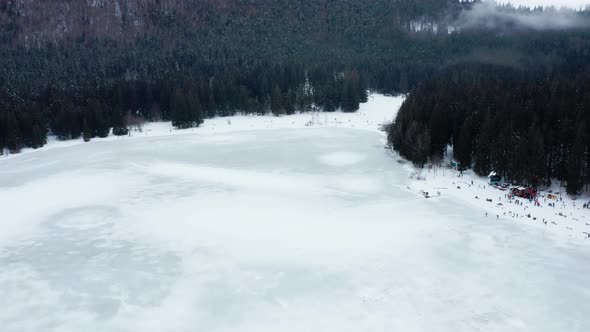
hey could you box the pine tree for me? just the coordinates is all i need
[526,123,546,187]
[473,116,494,176]
[492,125,511,179]
[414,129,431,168]
[112,103,128,136]
[82,118,92,142]
[31,123,45,149]
[341,74,360,113]
[285,89,296,115]
[359,72,369,103]
[0,111,5,154]
[171,89,189,129]
[5,111,21,153]
[53,98,75,140]
[566,123,587,195]
[30,104,46,148]
[208,90,217,118]
[511,137,528,185]
[399,69,409,92]
[188,92,203,127]
[91,100,110,138]
[270,85,284,115]
[428,103,450,160]
[454,119,473,171]
[112,110,129,136]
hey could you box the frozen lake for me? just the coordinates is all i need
[1,99,589,331]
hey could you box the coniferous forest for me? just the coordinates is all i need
[388,61,590,194]
[1,0,590,193]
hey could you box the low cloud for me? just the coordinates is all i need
[455,1,590,31]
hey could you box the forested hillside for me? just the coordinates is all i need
[1,0,590,194]
[388,47,590,194]
[0,0,461,149]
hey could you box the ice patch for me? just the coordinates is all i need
[144,162,322,196]
[318,152,366,167]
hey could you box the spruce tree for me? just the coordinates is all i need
[270,85,284,115]
[0,111,5,154]
[112,97,129,136]
[83,119,92,142]
[566,123,587,195]
[5,111,21,153]
[473,116,494,176]
[526,124,546,188]
[31,123,45,149]
[359,72,369,103]
[188,92,203,127]
[208,90,217,118]
[341,75,359,113]
[454,119,473,171]
[285,89,296,115]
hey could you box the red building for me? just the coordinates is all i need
[511,187,537,199]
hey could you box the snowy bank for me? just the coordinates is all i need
[0,94,405,161]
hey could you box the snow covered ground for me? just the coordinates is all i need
[406,165,590,242]
[1,94,589,332]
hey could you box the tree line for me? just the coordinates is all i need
[0,64,369,153]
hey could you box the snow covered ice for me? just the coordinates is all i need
[1,95,589,331]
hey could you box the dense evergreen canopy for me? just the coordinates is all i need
[388,57,590,194]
